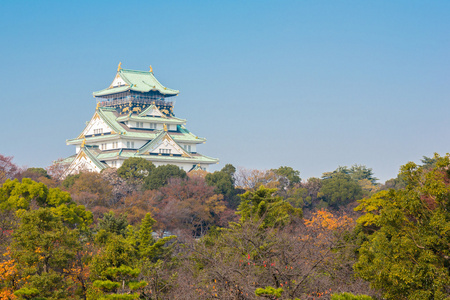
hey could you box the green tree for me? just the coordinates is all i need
[144,164,186,190]
[97,212,129,237]
[421,155,438,169]
[237,185,302,229]
[285,186,307,208]
[92,265,143,299]
[11,208,83,299]
[319,172,363,208]
[0,178,93,230]
[271,166,301,189]
[348,164,378,184]
[354,154,450,299]
[21,167,51,180]
[331,293,373,300]
[117,157,155,187]
[205,164,240,208]
[90,214,175,299]
[137,213,156,250]
[382,173,407,191]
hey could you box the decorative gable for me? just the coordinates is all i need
[78,112,113,138]
[139,105,164,117]
[110,74,129,88]
[140,132,190,157]
[64,149,105,176]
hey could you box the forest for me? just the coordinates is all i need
[1,153,450,300]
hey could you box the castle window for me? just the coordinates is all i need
[150,123,156,129]
[159,149,171,154]
[94,128,103,135]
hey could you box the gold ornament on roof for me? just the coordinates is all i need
[96,102,100,110]
[163,124,168,132]
[117,62,122,72]
[149,65,153,73]
[81,138,86,148]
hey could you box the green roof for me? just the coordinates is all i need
[67,130,205,145]
[67,106,205,145]
[83,146,108,170]
[97,107,127,133]
[93,68,179,97]
[115,114,186,125]
[98,150,217,164]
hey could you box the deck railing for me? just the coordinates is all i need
[96,97,174,108]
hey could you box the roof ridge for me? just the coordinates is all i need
[97,108,123,133]
[83,147,107,170]
[121,68,151,74]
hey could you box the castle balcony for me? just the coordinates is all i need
[96,95,175,108]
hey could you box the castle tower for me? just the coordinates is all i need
[63,64,219,175]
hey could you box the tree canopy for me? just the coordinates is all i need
[237,185,302,228]
[355,154,450,299]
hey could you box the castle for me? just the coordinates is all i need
[63,63,218,175]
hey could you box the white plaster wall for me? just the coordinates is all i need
[151,161,198,171]
[111,75,127,87]
[151,139,183,155]
[85,118,111,136]
[180,144,197,153]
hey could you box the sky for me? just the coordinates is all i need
[0,0,449,183]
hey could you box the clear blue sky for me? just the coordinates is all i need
[1,0,449,182]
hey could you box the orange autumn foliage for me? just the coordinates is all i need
[0,250,18,300]
[304,209,354,231]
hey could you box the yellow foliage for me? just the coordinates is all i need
[0,251,18,299]
[304,209,354,231]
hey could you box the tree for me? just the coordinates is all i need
[20,167,50,181]
[237,185,302,229]
[0,154,19,184]
[144,164,186,190]
[0,178,93,230]
[205,164,241,209]
[179,209,368,299]
[112,190,159,226]
[421,155,438,169]
[63,172,113,212]
[90,214,176,299]
[45,158,68,184]
[331,293,373,300]
[301,177,322,208]
[0,250,18,299]
[97,212,129,237]
[117,157,155,187]
[271,166,301,189]
[11,208,83,299]
[354,154,450,299]
[92,265,143,299]
[101,168,133,206]
[382,172,407,191]
[155,177,229,237]
[234,167,271,190]
[348,165,378,184]
[319,172,363,208]
[0,179,93,299]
